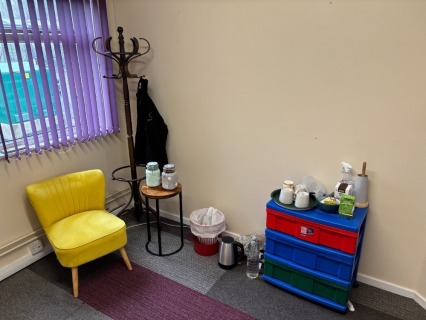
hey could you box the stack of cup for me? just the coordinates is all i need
[283,180,294,190]
[279,180,310,208]
[279,180,294,204]
[279,187,294,204]
[295,191,309,208]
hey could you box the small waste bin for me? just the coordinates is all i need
[190,207,226,256]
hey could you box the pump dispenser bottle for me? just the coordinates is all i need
[334,162,354,199]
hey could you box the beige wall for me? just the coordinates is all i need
[109,0,426,296]
[1,0,425,303]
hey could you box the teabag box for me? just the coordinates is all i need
[338,195,356,218]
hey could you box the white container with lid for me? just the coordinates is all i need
[146,162,161,187]
[161,164,178,190]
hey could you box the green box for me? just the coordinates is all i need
[264,256,350,306]
[338,195,356,218]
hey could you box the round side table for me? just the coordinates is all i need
[140,183,184,256]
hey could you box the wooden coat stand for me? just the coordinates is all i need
[92,26,150,220]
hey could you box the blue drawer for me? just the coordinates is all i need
[265,228,356,282]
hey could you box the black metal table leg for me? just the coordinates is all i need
[146,196,151,242]
[179,192,184,248]
[156,199,162,256]
[142,183,184,257]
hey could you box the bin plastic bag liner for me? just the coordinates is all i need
[190,207,226,239]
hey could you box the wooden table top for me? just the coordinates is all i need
[140,183,182,199]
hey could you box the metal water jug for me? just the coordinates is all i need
[218,236,244,269]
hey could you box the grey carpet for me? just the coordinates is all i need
[125,222,226,294]
[349,283,426,320]
[0,269,110,320]
[5,214,426,320]
[206,264,406,320]
[27,252,121,295]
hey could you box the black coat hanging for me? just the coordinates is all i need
[134,77,168,170]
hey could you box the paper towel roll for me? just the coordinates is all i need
[354,176,368,205]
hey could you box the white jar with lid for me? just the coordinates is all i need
[161,164,178,190]
[146,162,161,187]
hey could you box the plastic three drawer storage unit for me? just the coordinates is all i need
[263,199,368,312]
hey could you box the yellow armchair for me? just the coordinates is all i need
[26,169,132,298]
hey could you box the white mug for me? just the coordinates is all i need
[294,184,306,194]
[294,184,307,200]
[295,191,309,208]
[279,187,294,204]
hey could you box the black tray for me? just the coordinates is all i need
[270,189,318,211]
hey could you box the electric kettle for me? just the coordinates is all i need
[218,236,244,269]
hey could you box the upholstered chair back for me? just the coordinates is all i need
[26,169,105,230]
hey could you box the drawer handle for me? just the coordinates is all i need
[300,225,315,236]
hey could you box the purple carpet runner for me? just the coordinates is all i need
[79,259,255,320]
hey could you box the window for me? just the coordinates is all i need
[0,0,118,162]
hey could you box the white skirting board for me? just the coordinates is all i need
[415,293,426,311]
[357,273,426,311]
[0,242,53,282]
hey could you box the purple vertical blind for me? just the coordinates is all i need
[0,0,119,162]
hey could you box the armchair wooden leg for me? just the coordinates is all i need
[71,267,78,298]
[119,247,132,270]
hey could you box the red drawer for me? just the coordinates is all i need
[266,208,359,254]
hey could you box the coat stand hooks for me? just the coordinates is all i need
[92,26,150,79]
[92,26,150,221]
